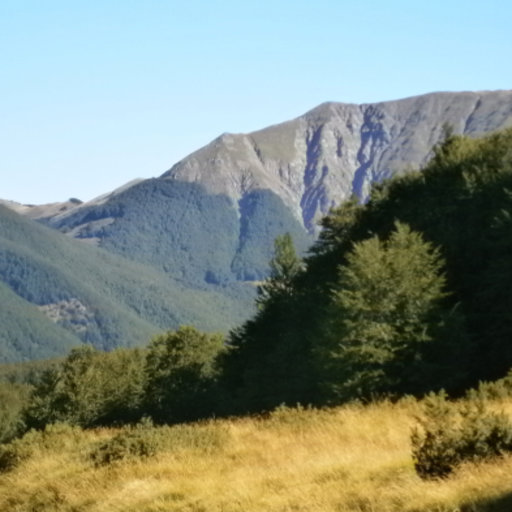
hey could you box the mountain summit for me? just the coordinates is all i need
[163,91,512,231]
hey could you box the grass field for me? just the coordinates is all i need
[2,398,512,511]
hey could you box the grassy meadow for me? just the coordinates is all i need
[2,398,512,512]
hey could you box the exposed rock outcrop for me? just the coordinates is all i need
[163,91,512,231]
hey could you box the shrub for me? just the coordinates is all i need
[471,370,512,400]
[0,381,29,444]
[89,418,229,466]
[90,418,159,466]
[411,392,460,478]
[0,441,28,472]
[411,392,512,479]
[0,422,82,473]
[144,326,226,423]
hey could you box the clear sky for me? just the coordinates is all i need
[1,0,511,204]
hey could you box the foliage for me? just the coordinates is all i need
[144,326,226,423]
[0,381,29,444]
[24,346,146,428]
[310,196,363,256]
[221,233,317,413]
[3,128,512,433]
[412,392,512,479]
[0,357,60,386]
[89,418,159,466]
[0,422,83,473]
[472,370,512,400]
[222,128,512,412]
[90,418,228,466]
[319,222,467,401]
[256,232,304,306]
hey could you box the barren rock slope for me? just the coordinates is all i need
[163,91,512,231]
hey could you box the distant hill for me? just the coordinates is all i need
[0,205,256,362]
[41,179,313,284]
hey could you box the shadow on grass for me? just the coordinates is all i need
[462,492,512,512]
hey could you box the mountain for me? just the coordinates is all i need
[163,91,512,231]
[40,178,313,284]
[28,92,512,286]
[0,205,255,362]
[2,90,512,361]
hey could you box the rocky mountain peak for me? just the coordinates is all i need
[162,91,512,232]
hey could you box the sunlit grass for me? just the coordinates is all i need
[1,398,512,511]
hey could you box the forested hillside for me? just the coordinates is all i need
[2,127,512,436]
[3,91,511,366]
[43,179,313,283]
[0,205,256,362]
[222,127,512,411]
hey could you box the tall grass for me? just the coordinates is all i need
[1,398,512,511]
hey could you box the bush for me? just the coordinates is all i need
[471,370,512,400]
[160,422,229,454]
[89,418,229,466]
[0,422,82,473]
[411,392,512,479]
[0,441,28,472]
[90,418,159,466]
[0,381,29,444]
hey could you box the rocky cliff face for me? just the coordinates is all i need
[162,91,512,232]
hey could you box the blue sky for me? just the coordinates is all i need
[1,0,511,204]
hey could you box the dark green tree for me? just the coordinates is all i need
[0,381,29,443]
[318,222,467,401]
[220,233,323,412]
[24,346,145,428]
[257,232,303,305]
[143,326,226,423]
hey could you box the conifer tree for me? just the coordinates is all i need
[256,233,303,306]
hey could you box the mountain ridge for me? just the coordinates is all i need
[5,91,512,232]
[162,90,512,231]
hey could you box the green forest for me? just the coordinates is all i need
[2,127,512,460]
[0,180,314,362]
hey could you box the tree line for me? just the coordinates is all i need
[2,127,512,440]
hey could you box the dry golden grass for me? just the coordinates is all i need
[2,399,512,511]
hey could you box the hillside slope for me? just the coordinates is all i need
[42,178,313,283]
[0,205,255,361]
[0,280,81,362]
[1,399,512,511]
